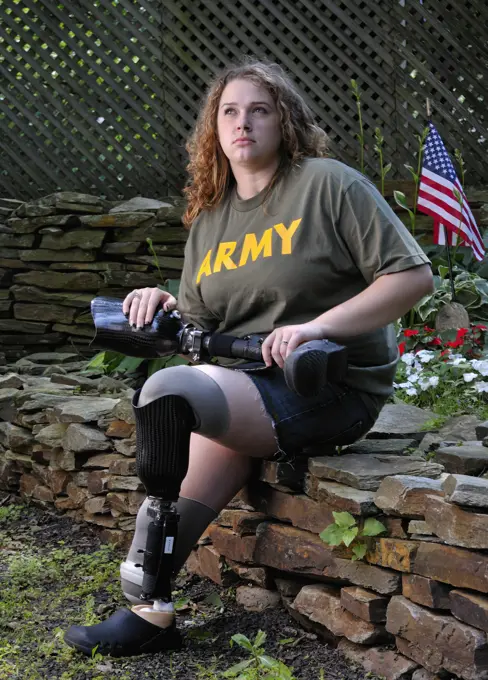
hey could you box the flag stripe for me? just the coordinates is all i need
[417,198,484,259]
[420,172,466,209]
[433,222,457,246]
[417,189,462,225]
[424,211,483,259]
[420,172,483,247]
[418,188,484,254]
[416,123,485,262]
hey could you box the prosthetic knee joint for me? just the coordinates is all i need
[133,391,195,607]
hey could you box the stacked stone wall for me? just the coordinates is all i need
[1,355,488,680]
[0,193,187,363]
[2,189,488,680]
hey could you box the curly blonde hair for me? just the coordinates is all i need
[182,59,328,228]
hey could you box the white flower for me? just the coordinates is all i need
[474,381,488,393]
[406,387,418,396]
[401,352,415,366]
[448,357,467,366]
[463,372,478,383]
[407,373,420,383]
[470,360,488,376]
[416,350,435,363]
[418,375,439,391]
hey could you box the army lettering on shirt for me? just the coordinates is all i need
[177,158,430,398]
[196,219,301,284]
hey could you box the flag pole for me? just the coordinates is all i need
[426,98,456,301]
[445,232,456,301]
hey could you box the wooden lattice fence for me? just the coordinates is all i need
[1,0,487,201]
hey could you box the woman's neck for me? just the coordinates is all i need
[232,159,280,200]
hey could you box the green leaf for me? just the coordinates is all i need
[174,596,191,611]
[438,265,450,280]
[342,526,359,546]
[258,654,278,669]
[147,355,189,376]
[222,659,252,677]
[231,634,254,652]
[278,637,296,645]
[85,351,108,369]
[332,511,356,529]
[415,293,443,322]
[114,356,144,373]
[253,629,266,649]
[383,162,392,176]
[394,190,409,211]
[319,523,344,546]
[203,591,224,609]
[351,543,367,560]
[361,518,387,537]
[473,278,488,305]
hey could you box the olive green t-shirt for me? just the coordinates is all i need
[178,158,430,399]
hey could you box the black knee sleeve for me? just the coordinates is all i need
[133,391,195,501]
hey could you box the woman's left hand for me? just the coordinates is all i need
[261,322,327,368]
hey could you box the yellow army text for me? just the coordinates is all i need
[196,218,301,284]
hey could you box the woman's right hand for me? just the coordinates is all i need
[122,287,177,329]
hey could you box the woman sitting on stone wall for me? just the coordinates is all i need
[64,58,433,657]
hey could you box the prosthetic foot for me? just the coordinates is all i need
[64,392,194,657]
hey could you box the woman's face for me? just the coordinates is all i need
[217,78,282,170]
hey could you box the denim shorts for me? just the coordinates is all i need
[239,365,382,461]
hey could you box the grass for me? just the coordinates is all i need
[0,499,381,680]
[0,502,131,680]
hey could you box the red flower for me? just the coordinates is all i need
[446,340,463,348]
[424,326,435,333]
[427,337,442,346]
[404,329,419,337]
[474,324,487,330]
[398,341,407,356]
[456,328,468,340]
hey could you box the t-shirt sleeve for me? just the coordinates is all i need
[177,232,219,332]
[336,178,431,284]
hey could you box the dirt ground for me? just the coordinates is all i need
[0,496,383,680]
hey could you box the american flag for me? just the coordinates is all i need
[417,122,485,261]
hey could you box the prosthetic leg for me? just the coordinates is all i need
[64,391,196,657]
[121,496,218,604]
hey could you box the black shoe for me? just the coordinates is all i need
[64,608,182,657]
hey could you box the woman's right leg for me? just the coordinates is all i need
[122,363,277,603]
[65,365,277,656]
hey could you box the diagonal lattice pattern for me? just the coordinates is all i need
[0,0,166,199]
[1,0,487,200]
